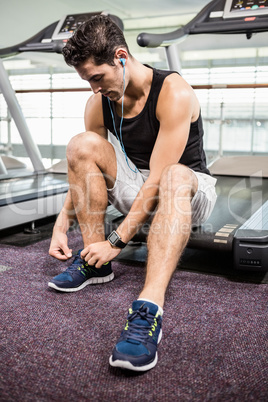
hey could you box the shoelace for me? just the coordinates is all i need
[125,307,158,343]
[65,254,90,275]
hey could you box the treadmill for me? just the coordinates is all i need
[0,12,123,231]
[105,0,268,272]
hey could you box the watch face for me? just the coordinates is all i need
[109,231,119,244]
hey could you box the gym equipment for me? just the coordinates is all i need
[0,12,123,230]
[105,0,268,271]
[0,12,123,59]
[137,0,268,70]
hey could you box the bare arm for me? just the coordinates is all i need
[84,93,108,137]
[79,75,199,267]
[49,93,107,259]
[49,190,76,259]
[116,74,199,242]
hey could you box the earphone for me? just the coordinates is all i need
[107,57,138,173]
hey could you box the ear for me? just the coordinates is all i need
[115,48,128,65]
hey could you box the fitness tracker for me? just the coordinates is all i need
[107,230,127,249]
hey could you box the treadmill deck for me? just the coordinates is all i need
[0,172,69,230]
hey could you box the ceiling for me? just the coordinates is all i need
[1,0,268,72]
[0,0,210,48]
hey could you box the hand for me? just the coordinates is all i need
[81,240,121,268]
[49,231,72,260]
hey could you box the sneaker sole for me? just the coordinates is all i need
[109,353,158,372]
[48,272,114,292]
[109,329,162,372]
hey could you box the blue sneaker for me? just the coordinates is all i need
[109,300,162,371]
[48,250,114,292]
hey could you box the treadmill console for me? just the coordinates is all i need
[223,0,268,19]
[52,12,104,40]
[0,12,123,57]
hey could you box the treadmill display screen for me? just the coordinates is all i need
[223,0,268,18]
[52,12,102,40]
[59,14,94,34]
[231,0,268,11]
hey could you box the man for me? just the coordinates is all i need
[48,15,217,371]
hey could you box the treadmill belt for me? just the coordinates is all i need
[0,172,69,206]
[240,201,268,231]
[189,175,268,251]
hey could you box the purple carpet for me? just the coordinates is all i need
[0,231,267,401]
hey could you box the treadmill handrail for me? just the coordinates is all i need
[0,14,124,59]
[18,42,64,54]
[137,0,221,47]
[0,59,45,172]
[0,22,58,58]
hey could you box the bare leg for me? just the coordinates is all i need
[66,131,117,247]
[139,164,198,308]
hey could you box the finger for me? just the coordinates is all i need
[55,254,69,261]
[82,252,90,262]
[50,250,69,260]
[87,256,98,266]
[80,248,89,259]
[61,245,72,258]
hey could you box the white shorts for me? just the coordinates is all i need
[107,144,217,226]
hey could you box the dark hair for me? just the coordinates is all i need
[62,15,130,67]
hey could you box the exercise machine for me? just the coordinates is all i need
[139,0,268,271]
[0,12,123,231]
[137,0,268,71]
[105,0,268,271]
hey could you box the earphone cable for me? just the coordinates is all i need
[107,64,138,174]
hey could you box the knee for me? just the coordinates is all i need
[66,131,101,169]
[160,164,197,197]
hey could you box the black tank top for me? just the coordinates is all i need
[102,65,210,175]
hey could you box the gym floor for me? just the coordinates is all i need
[0,216,267,401]
[1,215,267,284]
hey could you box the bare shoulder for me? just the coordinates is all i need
[84,92,102,121]
[157,73,199,121]
[161,73,195,102]
[84,93,107,137]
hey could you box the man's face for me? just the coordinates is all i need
[75,57,124,102]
